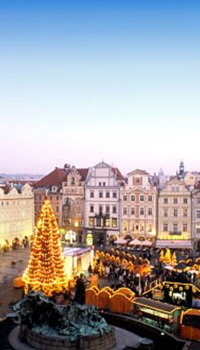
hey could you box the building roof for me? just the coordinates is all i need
[112,167,125,181]
[134,297,180,313]
[35,168,67,188]
[77,168,89,181]
[127,169,149,176]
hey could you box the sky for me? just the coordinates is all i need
[0,0,200,176]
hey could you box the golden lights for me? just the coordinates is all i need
[22,199,68,297]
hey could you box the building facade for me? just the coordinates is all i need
[61,166,88,244]
[157,177,192,249]
[0,183,34,251]
[84,161,124,246]
[191,185,200,249]
[120,170,157,244]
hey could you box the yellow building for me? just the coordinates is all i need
[0,183,34,250]
[157,177,192,249]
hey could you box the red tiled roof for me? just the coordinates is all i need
[35,168,67,188]
[112,167,125,181]
[77,168,89,181]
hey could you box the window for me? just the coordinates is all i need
[148,208,152,216]
[136,177,140,183]
[6,201,9,206]
[106,206,110,214]
[99,191,103,198]
[164,198,168,204]
[183,198,188,204]
[71,177,75,185]
[131,207,135,215]
[123,195,127,201]
[56,196,59,200]
[164,209,168,217]
[183,223,187,232]
[123,207,127,215]
[39,195,41,200]
[136,224,139,230]
[173,223,178,232]
[174,209,178,217]
[196,210,200,219]
[131,195,135,201]
[163,223,168,232]
[174,198,178,204]
[103,182,106,187]
[140,207,144,215]
[50,196,52,200]
[96,218,101,227]
[1,202,4,206]
[113,192,117,198]
[106,192,110,198]
[183,209,187,217]
[113,206,117,214]
[131,223,135,231]
[90,205,94,213]
[90,192,94,198]
[196,224,200,234]
[112,218,117,228]
[140,195,144,201]
[148,195,153,202]
[105,218,110,227]
[56,206,59,212]
[99,205,103,215]
[99,182,101,187]
[197,198,200,204]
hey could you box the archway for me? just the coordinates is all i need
[109,235,117,245]
[65,230,76,244]
[124,235,132,241]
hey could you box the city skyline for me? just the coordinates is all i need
[1,0,200,174]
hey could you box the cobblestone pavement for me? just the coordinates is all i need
[0,248,30,318]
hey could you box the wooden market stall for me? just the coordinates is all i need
[180,309,200,340]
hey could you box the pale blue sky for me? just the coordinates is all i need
[0,0,200,175]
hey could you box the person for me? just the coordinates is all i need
[73,274,86,305]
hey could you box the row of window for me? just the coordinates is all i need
[163,197,188,204]
[123,207,153,216]
[89,217,117,228]
[90,191,117,198]
[123,195,153,202]
[163,209,188,217]
[90,205,117,214]
[163,223,188,232]
[122,222,153,232]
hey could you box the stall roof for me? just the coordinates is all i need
[63,247,92,257]
[134,297,181,314]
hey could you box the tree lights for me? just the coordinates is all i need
[22,199,68,296]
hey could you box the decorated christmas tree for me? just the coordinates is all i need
[23,199,68,296]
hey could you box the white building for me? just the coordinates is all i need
[191,185,200,250]
[0,183,34,251]
[84,161,125,246]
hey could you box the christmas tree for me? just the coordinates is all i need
[23,199,68,296]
